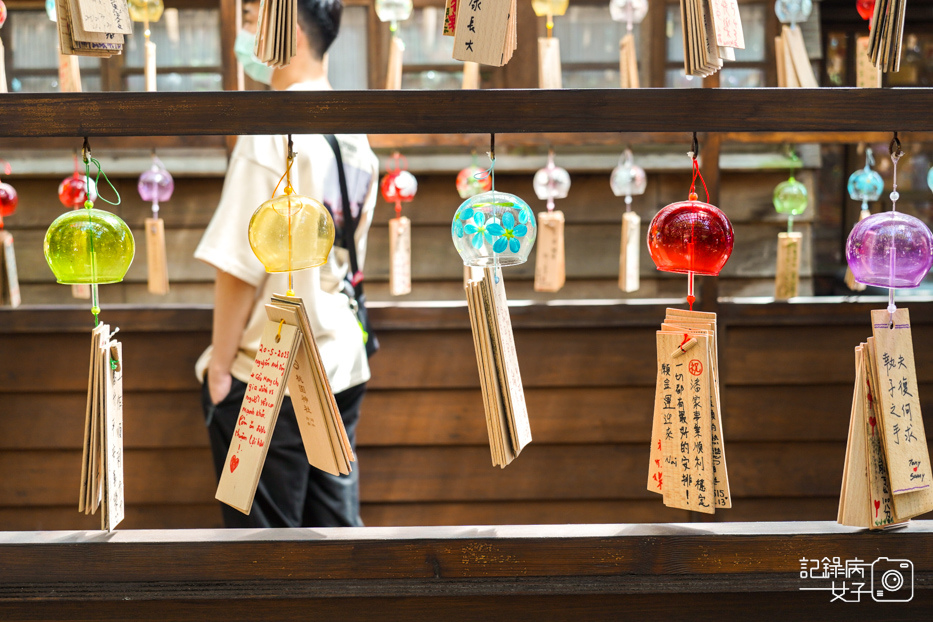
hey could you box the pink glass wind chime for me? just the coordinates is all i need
[138,154,174,295]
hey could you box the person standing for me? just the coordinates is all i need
[194,0,378,528]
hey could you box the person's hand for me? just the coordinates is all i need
[208,367,233,406]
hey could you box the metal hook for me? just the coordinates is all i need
[82,137,90,163]
[287,134,295,160]
[890,132,903,161]
[691,132,699,160]
[490,133,495,162]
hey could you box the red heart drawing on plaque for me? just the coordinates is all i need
[230,455,239,473]
[914,467,919,472]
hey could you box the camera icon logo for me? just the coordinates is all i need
[871,558,914,603]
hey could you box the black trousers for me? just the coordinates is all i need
[201,377,366,528]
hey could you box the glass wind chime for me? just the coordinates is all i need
[846,137,933,308]
[845,147,884,291]
[452,136,537,279]
[248,136,335,290]
[375,0,412,90]
[138,154,174,295]
[381,152,417,296]
[648,138,734,309]
[611,148,647,293]
[609,0,647,88]
[837,135,933,529]
[772,152,809,300]
[0,159,20,307]
[128,0,165,91]
[45,142,134,324]
[532,149,570,293]
[532,0,568,89]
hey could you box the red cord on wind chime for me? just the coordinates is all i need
[647,136,734,310]
[381,152,417,296]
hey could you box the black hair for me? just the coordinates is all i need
[297,0,343,59]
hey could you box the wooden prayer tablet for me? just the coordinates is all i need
[216,320,300,514]
[648,309,731,511]
[216,294,356,514]
[145,217,170,295]
[0,231,21,308]
[537,37,562,90]
[774,231,802,300]
[618,211,640,293]
[385,36,405,90]
[534,210,565,293]
[78,324,125,530]
[389,216,411,296]
[465,268,530,467]
[452,0,515,67]
[870,309,933,517]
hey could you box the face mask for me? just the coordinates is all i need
[234,30,274,85]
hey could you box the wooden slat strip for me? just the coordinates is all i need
[1,89,933,137]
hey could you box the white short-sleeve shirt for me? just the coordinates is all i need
[194,81,379,393]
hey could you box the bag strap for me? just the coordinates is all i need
[323,134,363,288]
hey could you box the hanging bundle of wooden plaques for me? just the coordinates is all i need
[138,154,173,295]
[450,0,517,67]
[78,322,125,531]
[867,0,906,73]
[610,148,647,293]
[56,0,132,57]
[254,0,297,67]
[648,309,731,513]
[679,0,745,78]
[773,0,818,88]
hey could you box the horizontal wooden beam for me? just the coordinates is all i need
[1,89,932,137]
[0,523,930,620]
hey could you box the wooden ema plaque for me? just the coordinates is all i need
[216,295,354,515]
[619,32,638,88]
[870,309,933,517]
[534,210,565,293]
[145,217,170,295]
[78,324,125,530]
[452,0,515,67]
[774,231,801,300]
[618,211,640,293]
[538,37,562,89]
[0,231,21,308]
[389,216,411,296]
[648,308,731,513]
[385,36,404,90]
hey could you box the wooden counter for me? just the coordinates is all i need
[0,521,930,620]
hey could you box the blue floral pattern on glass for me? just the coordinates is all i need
[452,191,537,267]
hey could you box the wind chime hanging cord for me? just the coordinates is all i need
[82,137,122,327]
[271,134,297,296]
[887,131,903,324]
